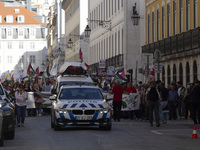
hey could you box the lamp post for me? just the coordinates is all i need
[84,25,91,37]
[131,3,140,26]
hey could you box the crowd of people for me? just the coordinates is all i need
[98,79,200,127]
[1,77,55,127]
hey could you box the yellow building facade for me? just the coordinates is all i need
[143,0,200,86]
[146,0,200,44]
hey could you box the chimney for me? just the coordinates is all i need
[27,0,32,12]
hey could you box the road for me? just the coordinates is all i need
[1,115,200,150]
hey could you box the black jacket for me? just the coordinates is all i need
[191,85,200,104]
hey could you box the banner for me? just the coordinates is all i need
[105,93,140,111]
[26,91,52,109]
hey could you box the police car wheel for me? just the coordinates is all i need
[0,127,4,147]
[54,118,61,131]
[99,125,111,131]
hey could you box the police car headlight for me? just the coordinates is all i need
[3,109,12,116]
[56,108,71,114]
[99,108,110,114]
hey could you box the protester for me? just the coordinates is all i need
[146,81,161,127]
[168,84,178,120]
[42,77,52,92]
[137,85,144,121]
[184,83,192,120]
[15,83,28,127]
[143,84,149,120]
[102,82,110,93]
[33,83,43,116]
[191,80,200,124]
[177,81,186,119]
[111,79,123,122]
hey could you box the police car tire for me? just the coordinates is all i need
[4,130,15,140]
[0,128,4,147]
[99,125,112,131]
[54,124,60,131]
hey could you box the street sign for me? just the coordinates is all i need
[99,59,106,68]
[108,66,115,75]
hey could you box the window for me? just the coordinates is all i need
[30,28,35,37]
[30,42,35,49]
[122,28,123,53]
[30,55,35,64]
[193,60,197,82]
[179,63,183,83]
[19,42,23,49]
[167,4,170,37]
[18,28,23,36]
[173,0,177,35]
[162,66,165,84]
[115,0,116,13]
[193,0,198,28]
[7,28,12,37]
[121,0,123,7]
[152,12,155,42]
[115,32,117,55]
[7,56,12,64]
[173,64,177,83]
[186,0,190,30]
[118,0,120,10]
[112,0,113,15]
[6,15,13,23]
[157,9,160,41]
[179,0,183,33]
[162,6,165,39]
[148,14,150,43]
[8,42,12,49]
[17,15,25,23]
[0,15,2,23]
[118,30,120,54]
[186,62,190,84]
[167,65,171,85]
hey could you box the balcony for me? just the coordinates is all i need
[142,27,200,59]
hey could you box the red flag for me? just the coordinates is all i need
[36,67,40,75]
[79,48,83,62]
[84,62,90,70]
[121,68,126,78]
[151,68,155,75]
[11,74,14,80]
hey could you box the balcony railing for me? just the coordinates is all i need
[90,54,124,73]
[142,27,200,57]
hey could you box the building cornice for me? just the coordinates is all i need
[146,0,156,7]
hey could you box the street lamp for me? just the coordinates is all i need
[131,3,140,26]
[84,25,91,37]
[67,38,73,48]
[57,47,62,55]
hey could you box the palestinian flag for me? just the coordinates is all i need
[42,64,50,79]
[116,67,127,82]
[35,67,40,83]
[84,62,90,70]
[27,63,35,76]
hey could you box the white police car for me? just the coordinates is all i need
[50,85,112,130]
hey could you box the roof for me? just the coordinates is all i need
[57,75,93,83]
[61,85,99,89]
[0,2,46,25]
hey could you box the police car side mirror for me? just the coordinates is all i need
[50,95,57,101]
[51,89,57,94]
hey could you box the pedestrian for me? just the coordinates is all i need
[24,82,31,117]
[111,79,123,122]
[15,83,28,127]
[143,84,149,120]
[177,81,186,119]
[184,83,192,120]
[42,77,52,92]
[102,82,110,93]
[159,82,169,124]
[168,84,178,120]
[191,80,200,124]
[146,81,161,127]
[33,83,43,116]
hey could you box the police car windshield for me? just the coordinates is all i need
[59,88,104,100]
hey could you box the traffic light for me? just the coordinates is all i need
[127,69,133,74]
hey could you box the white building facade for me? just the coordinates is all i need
[88,0,145,83]
[0,1,47,78]
[62,0,89,63]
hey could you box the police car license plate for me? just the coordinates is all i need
[76,116,92,120]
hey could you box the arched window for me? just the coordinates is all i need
[186,62,190,84]
[162,66,165,83]
[167,65,171,85]
[193,60,198,82]
[179,63,183,82]
[173,64,177,84]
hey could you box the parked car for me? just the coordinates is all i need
[0,83,15,140]
[0,99,4,146]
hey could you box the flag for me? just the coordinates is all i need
[116,67,127,82]
[27,63,35,76]
[84,62,90,70]
[42,63,50,79]
[79,48,83,62]
[11,74,14,81]
[36,67,40,75]
[151,68,155,76]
